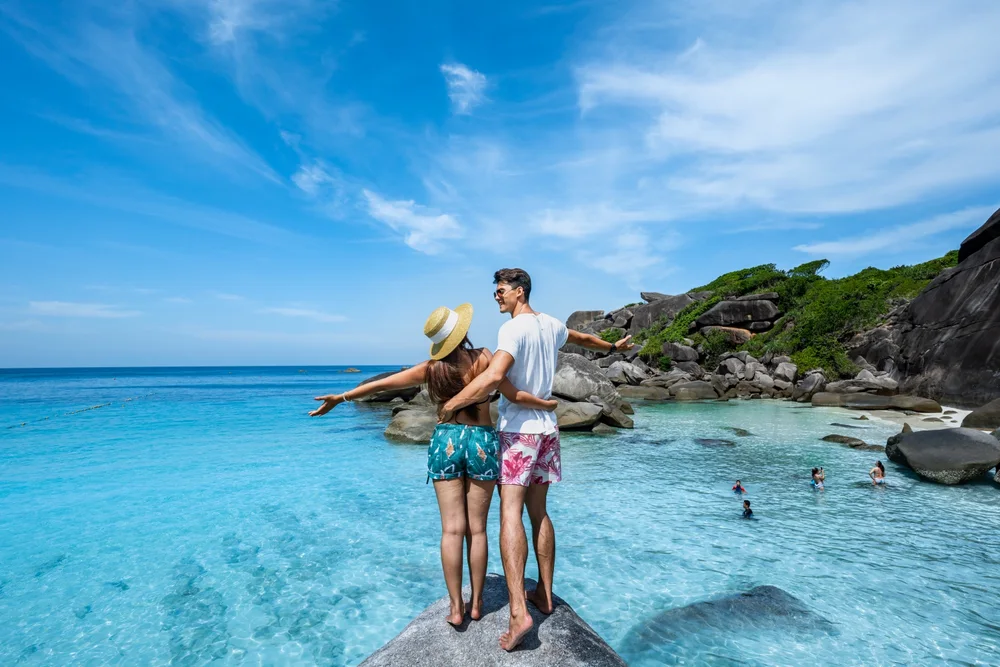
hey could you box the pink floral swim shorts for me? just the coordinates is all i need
[498,430,562,486]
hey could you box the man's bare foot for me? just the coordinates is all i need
[526,588,555,615]
[499,613,533,651]
[446,600,465,626]
[469,598,483,621]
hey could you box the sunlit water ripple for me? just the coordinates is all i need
[1,367,998,665]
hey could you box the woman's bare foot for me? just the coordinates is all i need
[446,600,465,626]
[526,588,554,615]
[469,597,484,621]
[499,613,533,651]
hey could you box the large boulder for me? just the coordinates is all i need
[384,408,437,444]
[671,380,719,401]
[958,206,1000,262]
[620,586,833,665]
[792,372,826,402]
[773,362,798,382]
[566,310,603,331]
[629,294,696,333]
[695,300,780,328]
[717,357,745,376]
[354,371,422,403]
[588,395,635,429]
[640,369,692,389]
[555,400,604,430]
[361,574,626,667]
[553,353,621,406]
[885,427,1000,484]
[662,342,699,362]
[810,393,941,413]
[891,209,1000,406]
[962,397,1000,430]
[618,385,672,401]
[603,361,649,386]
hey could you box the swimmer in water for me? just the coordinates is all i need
[869,460,886,486]
[732,479,746,494]
[742,499,753,519]
[811,467,825,490]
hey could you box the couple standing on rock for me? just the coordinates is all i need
[310,268,633,651]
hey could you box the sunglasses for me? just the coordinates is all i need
[494,286,519,299]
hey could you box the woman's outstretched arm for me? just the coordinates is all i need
[310,362,429,416]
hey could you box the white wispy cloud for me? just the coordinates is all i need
[164,296,193,304]
[576,1,1000,214]
[363,190,463,254]
[28,301,141,318]
[259,307,347,323]
[440,63,488,114]
[794,206,993,257]
[0,4,279,182]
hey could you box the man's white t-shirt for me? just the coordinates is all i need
[495,312,569,434]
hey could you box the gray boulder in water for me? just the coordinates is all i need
[620,586,834,663]
[384,408,437,444]
[962,397,1000,430]
[360,574,626,667]
[886,427,1000,484]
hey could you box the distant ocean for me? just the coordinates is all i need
[2,366,998,665]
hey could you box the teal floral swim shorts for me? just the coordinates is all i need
[427,424,500,481]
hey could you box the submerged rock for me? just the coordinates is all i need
[726,427,753,437]
[695,438,736,447]
[822,434,867,447]
[620,586,834,663]
[962,398,1000,430]
[360,574,626,667]
[886,428,1000,485]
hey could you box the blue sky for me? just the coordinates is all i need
[1,0,999,367]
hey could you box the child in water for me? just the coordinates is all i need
[742,500,753,519]
[732,480,746,494]
[811,467,825,490]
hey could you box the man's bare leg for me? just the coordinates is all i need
[433,478,467,626]
[464,478,496,621]
[499,483,533,651]
[525,482,556,614]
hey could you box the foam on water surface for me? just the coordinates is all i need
[1,367,998,665]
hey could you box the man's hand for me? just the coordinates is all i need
[614,334,635,352]
[310,394,345,417]
[437,402,456,424]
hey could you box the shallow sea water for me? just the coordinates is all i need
[1,367,998,665]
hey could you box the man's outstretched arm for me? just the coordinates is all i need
[439,351,515,422]
[566,330,635,354]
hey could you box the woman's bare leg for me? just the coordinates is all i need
[433,478,467,625]
[464,478,496,620]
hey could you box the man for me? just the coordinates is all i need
[439,268,634,651]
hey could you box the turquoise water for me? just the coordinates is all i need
[1,367,998,665]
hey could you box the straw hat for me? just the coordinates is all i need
[424,304,473,360]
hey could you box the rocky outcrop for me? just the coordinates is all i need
[700,326,753,345]
[620,586,833,664]
[885,427,1000,484]
[880,208,1000,406]
[361,574,626,667]
[384,408,438,444]
[822,434,867,447]
[962,397,1000,430]
[555,400,604,430]
[671,381,719,401]
[811,392,941,413]
[553,353,621,407]
[629,293,701,333]
[618,385,672,401]
[662,342,698,362]
[566,310,604,331]
[602,361,649,386]
[792,370,826,402]
[696,299,780,328]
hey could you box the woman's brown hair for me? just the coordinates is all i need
[426,336,480,418]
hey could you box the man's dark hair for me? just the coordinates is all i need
[494,268,531,302]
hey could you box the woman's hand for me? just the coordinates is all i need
[310,394,345,417]
[541,398,559,412]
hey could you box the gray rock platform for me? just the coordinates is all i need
[360,574,625,666]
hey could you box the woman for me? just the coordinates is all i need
[309,304,557,626]
[869,460,886,486]
[811,467,825,490]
